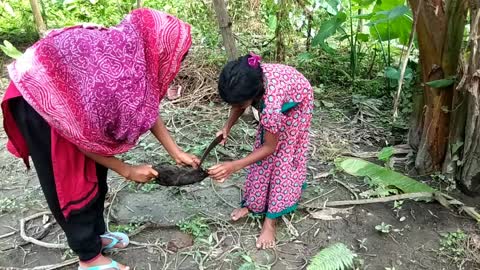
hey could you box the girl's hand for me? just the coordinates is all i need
[208,162,239,183]
[124,165,158,183]
[174,151,200,169]
[216,127,230,146]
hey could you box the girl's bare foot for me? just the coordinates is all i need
[256,218,276,249]
[79,254,130,270]
[231,208,249,221]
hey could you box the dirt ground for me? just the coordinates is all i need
[0,60,479,270]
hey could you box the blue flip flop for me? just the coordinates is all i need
[78,259,125,270]
[100,232,129,252]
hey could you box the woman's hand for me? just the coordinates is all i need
[174,151,200,169]
[124,165,158,183]
[216,127,230,146]
[208,162,239,183]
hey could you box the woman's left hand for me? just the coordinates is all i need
[208,162,239,183]
[174,151,200,168]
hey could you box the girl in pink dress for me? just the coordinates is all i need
[208,53,313,249]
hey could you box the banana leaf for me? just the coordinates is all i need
[336,157,436,193]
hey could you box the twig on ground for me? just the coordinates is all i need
[210,180,238,209]
[0,258,78,270]
[19,212,66,249]
[333,179,359,200]
[302,192,433,208]
[302,188,336,205]
[198,236,225,269]
[302,192,480,223]
[282,216,299,238]
[106,180,128,231]
[0,231,15,239]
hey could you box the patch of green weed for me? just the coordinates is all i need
[177,216,210,239]
[439,230,467,262]
[0,197,20,213]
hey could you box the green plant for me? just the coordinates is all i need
[393,200,404,210]
[307,243,356,270]
[439,230,467,262]
[0,197,19,213]
[375,222,392,233]
[0,40,22,58]
[378,146,395,163]
[237,253,256,270]
[109,215,152,234]
[177,216,210,239]
[359,179,399,198]
[61,249,75,260]
[431,172,457,192]
[109,223,139,234]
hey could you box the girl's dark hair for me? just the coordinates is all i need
[218,54,264,104]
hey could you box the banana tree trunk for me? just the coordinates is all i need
[444,1,480,193]
[407,0,467,173]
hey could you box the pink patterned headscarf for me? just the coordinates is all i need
[7,9,192,155]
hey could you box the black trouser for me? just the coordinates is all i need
[9,98,108,261]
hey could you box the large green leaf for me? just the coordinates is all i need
[353,0,376,8]
[384,66,413,82]
[312,12,347,53]
[268,14,277,32]
[336,157,436,193]
[368,1,412,44]
[356,33,370,42]
[426,77,456,88]
[2,2,15,17]
[320,0,342,15]
[373,5,410,23]
[0,40,22,59]
[385,66,400,80]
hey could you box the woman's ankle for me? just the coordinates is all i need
[80,253,102,264]
[79,254,110,267]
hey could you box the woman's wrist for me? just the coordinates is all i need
[116,163,132,179]
[169,147,183,161]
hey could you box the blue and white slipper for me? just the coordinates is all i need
[78,259,126,270]
[100,232,129,252]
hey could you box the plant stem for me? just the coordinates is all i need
[349,0,356,83]
[392,0,422,120]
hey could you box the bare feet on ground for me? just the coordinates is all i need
[231,207,249,221]
[79,255,129,270]
[256,218,276,249]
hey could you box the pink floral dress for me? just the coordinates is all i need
[242,64,313,219]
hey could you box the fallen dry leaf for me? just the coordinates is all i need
[309,207,353,221]
[471,234,480,250]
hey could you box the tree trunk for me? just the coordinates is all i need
[407,0,467,173]
[29,0,46,37]
[212,0,238,61]
[444,1,480,193]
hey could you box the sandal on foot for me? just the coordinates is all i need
[101,232,129,252]
[78,259,126,270]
